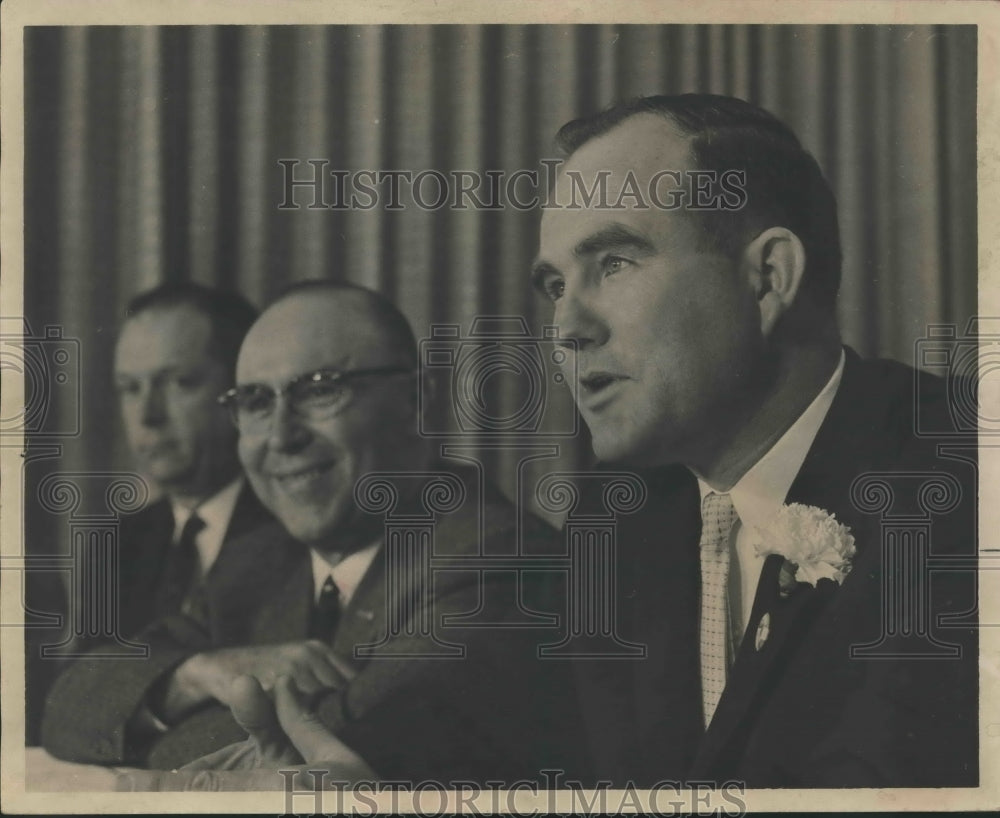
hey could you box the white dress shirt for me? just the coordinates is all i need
[170,476,245,577]
[310,540,383,606]
[696,350,845,644]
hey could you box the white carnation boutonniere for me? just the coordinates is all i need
[750,503,857,597]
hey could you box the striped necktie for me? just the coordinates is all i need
[699,491,739,729]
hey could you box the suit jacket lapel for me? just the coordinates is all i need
[121,498,175,629]
[206,483,274,582]
[251,555,313,644]
[207,524,311,643]
[223,483,273,540]
[334,544,388,659]
[690,554,839,773]
[130,497,174,582]
[630,467,705,781]
[229,529,386,651]
[572,465,704,783]
[690,348,881,776]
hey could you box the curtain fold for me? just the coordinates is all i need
[24,22,978,518]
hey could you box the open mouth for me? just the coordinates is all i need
[580,372,624,394]
[577,371,627,410]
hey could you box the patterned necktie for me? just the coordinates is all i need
[310,576,342,643]
[159,513,205,615]
[699,491,739,729]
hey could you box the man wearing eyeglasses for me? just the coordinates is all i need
[143,282,427,735]
[41,282,276,763]
[55,280,584,783]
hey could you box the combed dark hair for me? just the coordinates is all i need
[125,282,259,380]
[273,279,419,368]
[555,94,842,313]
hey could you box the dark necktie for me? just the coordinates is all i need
[158,513,205,616]
[309,576,341,642]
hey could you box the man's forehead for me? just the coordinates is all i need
[120,303,211,335]
[114,305,214,370]
[237,291,391,381]
[553,113,693,191]
[539,118,698,253]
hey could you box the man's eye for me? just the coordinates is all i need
[239,388,274,416]
[298,380,348,407]
[543,278,565,302]
[170,373,204,391]
[115,380,140,397]
[603,255,632,275]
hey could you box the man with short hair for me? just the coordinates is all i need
[203,95,978,790]
[41,282,275,761]
[530,93,977,788]
[144,282,427,729]
[56,281,583,782]
[114,284,274,620]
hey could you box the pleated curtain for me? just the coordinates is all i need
[20,22,978,743]
[24,23,977,523]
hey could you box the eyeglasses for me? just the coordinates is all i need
[218,366,413,430]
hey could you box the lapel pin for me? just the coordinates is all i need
[356,609,375,621]
[755,612,771,652]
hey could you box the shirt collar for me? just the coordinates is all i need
[697,349,845,531]
[170,476,245,572]
[310,540,382,606]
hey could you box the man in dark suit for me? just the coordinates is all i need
[49,281,584,783]
[111,95,978,791]
[528,94,977,788]
[106,283,271,628]
[41,283,275,758]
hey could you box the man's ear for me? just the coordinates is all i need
[741,227,806,338]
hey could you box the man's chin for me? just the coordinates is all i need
[281,521,334,548]
[146,465,199,492]
[591,436,640,466]
[590,431,671,469]
[289,525,379,556]
[275,503,355,548]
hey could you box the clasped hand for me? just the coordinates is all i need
[169,639,354,713]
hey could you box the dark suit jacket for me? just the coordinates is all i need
[572,349,978,788]
[42,468,588,785]
[40,483,274,760]
[116,483,274,636]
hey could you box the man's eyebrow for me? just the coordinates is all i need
[236,361,355,387]
[573,224,656,258]
[114,364,202,379]
[530,224,656,294]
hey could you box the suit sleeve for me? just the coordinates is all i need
[41,522,297,766]
[40,611,213,764]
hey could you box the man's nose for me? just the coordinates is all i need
[553,287,608,351]
[266,395,311,452]
[139,383,167,426]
